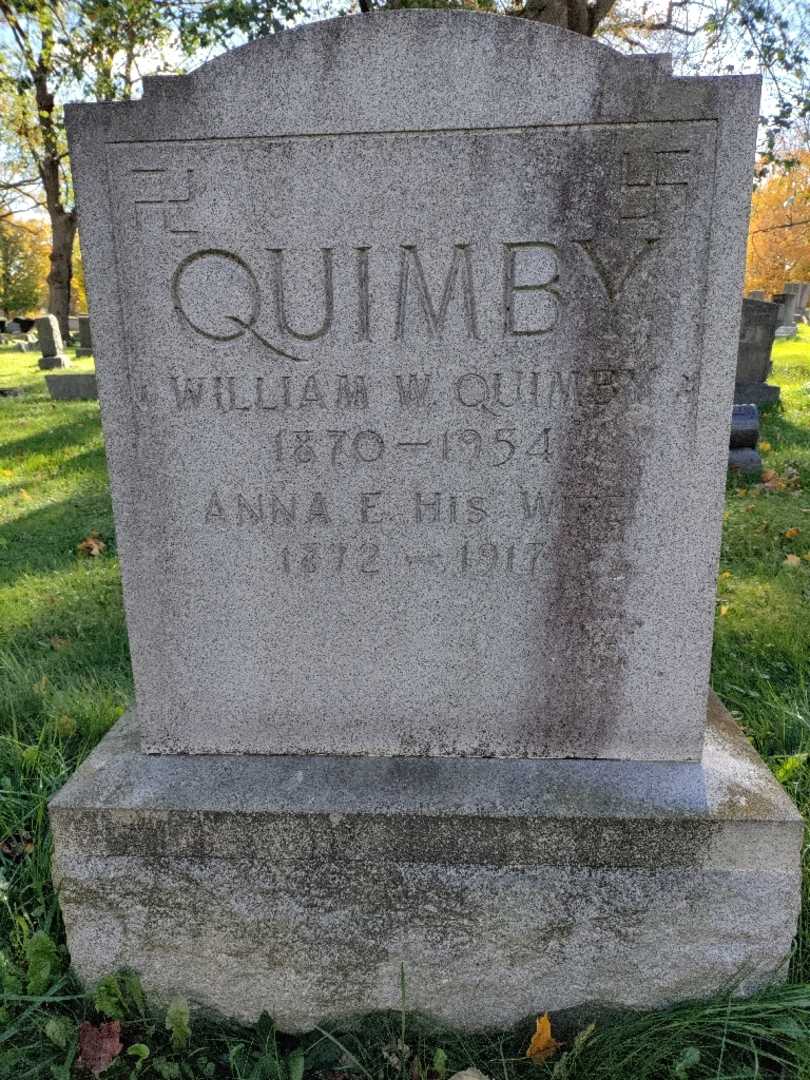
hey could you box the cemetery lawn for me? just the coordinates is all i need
[0,333,809,1078]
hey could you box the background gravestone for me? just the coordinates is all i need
[728,403,761,475]
[786,281,810,324]
[774,290,798,337]
[734,297,779,404]
[36,314,70,369]
[50,12,801,1031]
[75,315,93,356]
[45,373,98,400]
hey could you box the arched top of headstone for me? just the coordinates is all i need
[66,11,757,143]
[66,7,762,761]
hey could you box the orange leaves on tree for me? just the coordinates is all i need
[526,1013,561,1064]
[77,1020,122,1075]
[745,151,810,296]
[77,532,106,557]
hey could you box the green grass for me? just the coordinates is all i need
[1,333,810,1077]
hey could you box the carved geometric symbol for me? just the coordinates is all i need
[620,149,691,233]
[132,167,200,235]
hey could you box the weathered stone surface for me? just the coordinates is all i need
[45,374,98,400]
[37,356,71,373]
[734,382,780,406]
[729,403,758,450]
[728,447,762,474]
[50,692,802,1031]
[735,298,778,384]
[36,314,70,369]
[774,291,798,336]
[66,12,760,760]
[76,315,93,356]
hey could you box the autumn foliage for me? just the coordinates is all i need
[745,152,810,297]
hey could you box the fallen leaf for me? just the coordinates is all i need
[18,488,32,501]
[759,441,772,452]
[526,1013,561,1064]
[78,1020,122,1075]
[784,527,801,539]
[32,675,48,693]
[49,636,70,651]
[744,504,756,512]
[737,487,748,496]
[784,554,801,568]
[447,1071,491,1080]
[0,832,34,861]
[719,570,733,580]
[77,532,106,558]
[802,551,810,562]
[719,605,730,616]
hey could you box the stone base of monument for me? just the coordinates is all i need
[50,693,801,1032]
[728,448,763,475]
[38,354,71,370]
[45,374,98,400]
[734,383,780,406]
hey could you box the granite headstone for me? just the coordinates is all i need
[775,290,798,338]
[45,373,98,400]
[734,297,779,404]
[36,314,70,369]
[75,315,93,356]
[51,12,801,1031]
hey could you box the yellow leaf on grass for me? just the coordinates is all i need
[77,533,106,558]
[526,1014,561,1063]
[719,605,730,617]
[719,571,733,580]
[19,488,32,501]
[759,441,772,452]
[784,554,801,568]
[784,527,801,539]
[802,551,810,562]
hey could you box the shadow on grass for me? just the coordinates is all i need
[762,412,810,451]
[0,413,102,462]
[0,491,116,586]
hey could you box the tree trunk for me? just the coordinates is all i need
[32,57,78,338]
[47,207,77,337]
[521,0,618,35]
